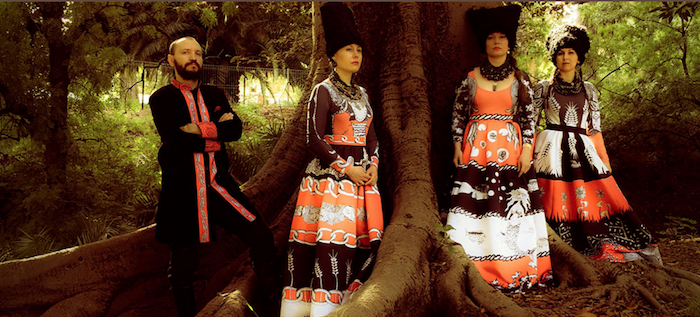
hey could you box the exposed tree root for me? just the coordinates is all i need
[508,233,700,316]
[546,226,602,289]
[432,243,484,317]
[433,241,539,317]
[0,225,170,317]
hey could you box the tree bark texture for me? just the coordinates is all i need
[38,3,71,189]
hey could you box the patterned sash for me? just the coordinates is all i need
[172,79,256,243]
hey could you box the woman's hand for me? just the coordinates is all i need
[366,165,379,186]
[180,123,201,135]
[453,142,464,168]
[346,166,370,186]
[517,144,533,177]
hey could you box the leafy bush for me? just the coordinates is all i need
[0,102,161,261]
[227,100,296,184]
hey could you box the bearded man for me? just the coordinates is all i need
[149,36,277,317]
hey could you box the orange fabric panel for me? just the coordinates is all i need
[283,287,312,301]
[364,185,384,245]
[539,177,631,222]
[588,132,609,165]
[313,290,342,304]
[473,84,512,112]
[324,135,366,146]
[291,177,383,246]
[462,120,523,167]
[330,112,373,143]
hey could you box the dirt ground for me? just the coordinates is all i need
[504,236,700,317]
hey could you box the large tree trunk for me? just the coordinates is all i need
[38,3,71,190]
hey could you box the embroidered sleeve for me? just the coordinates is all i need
[452,76,476,144]
[204,139,221,152]
[517,74,537,145]
[196,122,218,139]
[533,81,545,126]
[307,85,348,173]
[367,117,379,168]
[585,82,602,135]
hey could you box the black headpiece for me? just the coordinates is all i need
[466,5,522,54]
[320,3,364,59]
[546,24,590,64]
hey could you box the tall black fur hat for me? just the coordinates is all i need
[466,5,522,53]
[320,3,364,59]
[546,24,590,64]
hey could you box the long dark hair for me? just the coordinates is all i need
[508,55,532,116]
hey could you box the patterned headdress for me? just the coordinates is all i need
[466,5,522,54]
[546,24,591,64]
[320,3,364,59]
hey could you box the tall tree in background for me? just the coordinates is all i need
[0,2,127,199]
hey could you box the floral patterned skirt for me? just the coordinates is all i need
[281,158,383,317]
[447,119,553,292]
[534,129,662,264]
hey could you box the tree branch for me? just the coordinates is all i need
[629,14,681,34]
[596,62,629,84]
[1,133,20,141]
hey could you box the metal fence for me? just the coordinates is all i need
[123,61,308,106]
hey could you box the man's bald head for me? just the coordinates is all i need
[169,36,201,55]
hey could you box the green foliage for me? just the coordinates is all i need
[0,102,161,261]
[227,100,293,184]
[14,228,56,260]
[76,213,119,246]
[199,7,219,29]
[580,2,700,143]
[220,2,312,69]
[432,222,456,256]
[515,2,567,82]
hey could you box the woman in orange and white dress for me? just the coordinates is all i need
[533,24,661,264]
[280,3,383,317]
[447,5,552,292]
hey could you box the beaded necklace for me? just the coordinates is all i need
[552,68,583,96]
[329,70,362,100]
[479,55,514,91]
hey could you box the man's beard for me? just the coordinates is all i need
[174,60,202,81]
